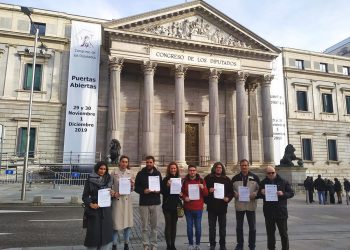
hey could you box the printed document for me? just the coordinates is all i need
[238,186,250,202]
[148,176,160,192]
[188,184,200,200]
[214,183,224,199]
[98,188,111,207]
[170,178,182,194]
[119,177,131,195]
[265,184,278,201]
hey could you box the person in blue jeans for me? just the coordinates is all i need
[313,174,326,205]
[181,165,208,250]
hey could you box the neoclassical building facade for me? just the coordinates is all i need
[0,1,280,170]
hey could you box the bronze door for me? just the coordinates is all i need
[185,123,199,166]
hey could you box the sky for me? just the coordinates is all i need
[2,0,349,52]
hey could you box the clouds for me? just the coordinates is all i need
[3,0,349,52]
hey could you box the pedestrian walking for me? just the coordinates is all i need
[326,179,335,204]
[111,155,135,250]
[82,161,114,250]
[313,175,326,205]
[182,165,208,250]
[204,162,233,250]
[134,156,162,250]
[303,176,314,203]
[258,166,294,250]
[161,162,183,250]
[231,159,260,250]
[344,178,350,204]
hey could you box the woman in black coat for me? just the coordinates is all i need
[161,162,182,250]
[82,161,113,250]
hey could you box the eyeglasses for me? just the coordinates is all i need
[267,172,275,175]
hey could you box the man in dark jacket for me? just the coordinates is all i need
[313,174,326,205]
[135,156,162,250]
[334,178,342,204]
[204,162,233,250]
[344,178,350,204]
[258,166,294,250]
[303,176,314,203]
[231,159,260,250]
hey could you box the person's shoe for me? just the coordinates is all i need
[188,245,194,250]
[219,246,227,250]
[209,245,215,250]
[143,245,149,250]
[151,246,157,250]
[194,245,201,250]
[234,246,243,250]
[112,245,117,250]
[124,243,129,250]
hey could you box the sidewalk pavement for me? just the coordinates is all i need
[1,183,350,250]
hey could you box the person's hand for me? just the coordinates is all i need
[250,192,257,199]
[224,197,229,202]
[114,191,120,198]
[261,189,265,195]
[110,190,116,197]
[89,203,99,209]
[234,191,239,198]
[167,179,172,187]
[144,188,151,194]
[184,196,190,202]
[198,184,204,189]
[277,191,284,196]
[209,187,215,193]
[179,192,183,197]
[130,179,135,189]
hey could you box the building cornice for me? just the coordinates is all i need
[281,47,350,62]
[283,67,350,80]
[0,30,69,45]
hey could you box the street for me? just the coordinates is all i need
[1,196,350,249]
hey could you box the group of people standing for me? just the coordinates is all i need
[304,175,350,205]
[82,156,294,250]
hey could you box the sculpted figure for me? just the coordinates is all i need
[280,144,303,167]
[109,139,121,164]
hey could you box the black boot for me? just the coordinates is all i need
[124,243,129,250]
[112,245,117,250]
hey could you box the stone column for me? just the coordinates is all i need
[236,71,249,161]
[225,77,237,170]
[261,74,275,164]
[209,68,221,162]
[248,82,261,164]
[142,61,157,157]
[174,64,187,166]
[108,57,123,142]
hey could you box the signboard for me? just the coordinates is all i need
[5,170,14,175]
[71,172,81,178]
[63,21,101,163]
[150,47,240,70]
[270,54,288,165]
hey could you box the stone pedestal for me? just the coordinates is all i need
[276,167,307,184]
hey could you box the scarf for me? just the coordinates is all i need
[88,172,112,188]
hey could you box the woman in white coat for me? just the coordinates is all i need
[111,155,134,250]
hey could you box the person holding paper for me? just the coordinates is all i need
[134,156,162,250]
[181,165,208,250]
[204,162,233,250]
[231,159,260,250]
[111,155,135,250]
[161,162,182,250]
[258,166,294,250]
[82,161,113,250]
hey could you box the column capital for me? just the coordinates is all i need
[237,71,249,81]
[261,74,274,86]
[143,60,157,74]
[209,68,221,80]
[247,82,259,92]
[175,64,188,78]
[109,57,124,71]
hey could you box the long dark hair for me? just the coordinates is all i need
[166,161,179,177]
[211,161,226,176]
[94,161,109,174]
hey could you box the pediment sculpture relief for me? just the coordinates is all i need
[137,16,253,49]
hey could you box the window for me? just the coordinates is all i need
[346,96,350,114]
[322,93,333,113]
[296,91,308,111]
[320,63,328,73]
[23,64,42,91]
[30,22,46,36]
[295,59,304,69]
[302,138,313,161]
[17,127,36,157]
[327,139,338,161]
[343,66,350,76]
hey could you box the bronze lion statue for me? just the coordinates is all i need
[280,144,303,167]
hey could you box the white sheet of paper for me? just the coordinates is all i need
[238,186,250,202]
[119,177,131,195]
[188,184,200,200]
[98,188,111,207]
[148,176,160,192]
[170,178,182,194]
[214,183,225,199]
[265,184,278,201]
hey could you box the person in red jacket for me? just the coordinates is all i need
[181,165,208,250]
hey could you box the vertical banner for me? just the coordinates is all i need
[270,54,288,165]
[63,21,101,163]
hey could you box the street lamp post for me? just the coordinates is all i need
[20,6,38,200]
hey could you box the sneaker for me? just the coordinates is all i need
[188,245,194,250]
[194,245,201,250]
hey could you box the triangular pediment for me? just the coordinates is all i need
[104,0,280,55]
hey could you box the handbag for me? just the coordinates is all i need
[177,201,184,218]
